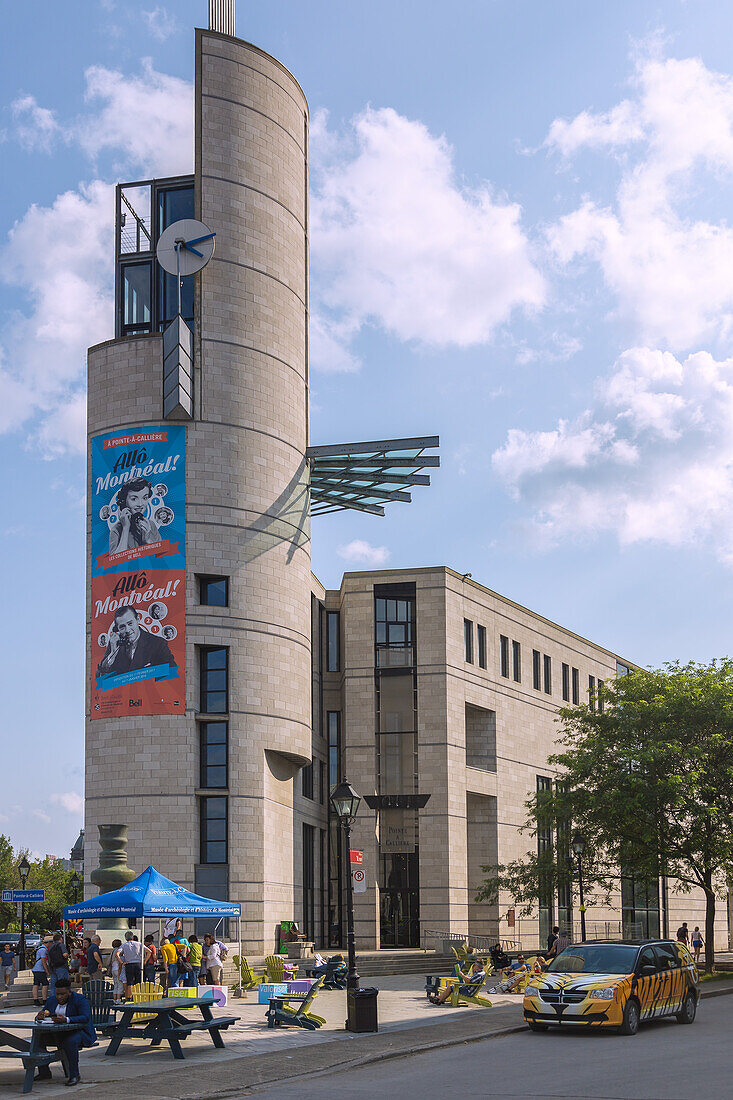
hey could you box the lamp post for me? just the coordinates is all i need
[330,778,361,993]
[570,833,587,943]
[18,855,30,972]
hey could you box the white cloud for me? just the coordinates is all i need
[12,95,60,153]
[33,810,51,824]
[10,61,193,177]
[493,346,733,563]
[337,539,391,567]
[143,6,177,41]
[49,792,84,815]
[0,181,113,454]
[310,106,544,370]
[1,61,193,451]
[546,54,733,352]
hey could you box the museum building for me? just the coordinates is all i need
[85,7,726,952]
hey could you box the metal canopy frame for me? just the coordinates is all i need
[307,435,439,516]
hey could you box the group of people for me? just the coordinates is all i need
[26,922,227,1007]
[676,921,705,963]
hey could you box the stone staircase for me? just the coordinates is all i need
[0,971,36,1009]
[221,949,455,986]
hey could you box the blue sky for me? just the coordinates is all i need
[3,0,733,857]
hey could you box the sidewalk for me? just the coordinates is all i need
[0,974,523,1097]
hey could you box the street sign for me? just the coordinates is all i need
[351,867,366,894]
[2,890,45,903]
[350,850,363,864]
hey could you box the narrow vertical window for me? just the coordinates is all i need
[327,712,341,788]
[464,619,474,664]
[200,647,228,714]
[533,650,541,690]
[543,654,552,695]
[200,796,227,863]
[302,761,314,800]
[499,634,509,677]
[320,761,326,804]
[562,663,570,702]
[477,625,487,669]
[572,667,579,705]
[199,721,227,789]
[327,611,340,672]
[589,674,596,711]
[512,640,521,683]
[598,679,604,713]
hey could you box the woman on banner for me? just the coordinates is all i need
[109,478,161,554]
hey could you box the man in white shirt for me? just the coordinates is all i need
[120,932,151,999]
[203,934,222,984]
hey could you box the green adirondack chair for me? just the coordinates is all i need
[233,954,268,992]
[266,976,325,1029]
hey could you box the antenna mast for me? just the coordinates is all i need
[209,0,235,35]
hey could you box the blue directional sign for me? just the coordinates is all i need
[2,890,45,903]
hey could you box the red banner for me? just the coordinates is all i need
[95,540,179,570]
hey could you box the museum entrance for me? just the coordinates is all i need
[379,852,420,947]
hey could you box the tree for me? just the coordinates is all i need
[477,661,733,971]
[0,836,80,934]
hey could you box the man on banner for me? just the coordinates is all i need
[96,606,175,677]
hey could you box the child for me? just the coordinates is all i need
[109,939,124,1003]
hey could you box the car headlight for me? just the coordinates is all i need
[524,986,540,998]
[588,987,616,999]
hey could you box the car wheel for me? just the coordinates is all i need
[527,1022,549,1032]
[676,991,697,1025]
[619,998,640,1035]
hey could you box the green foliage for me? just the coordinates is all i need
[477,660,733,970]
[0,836,81,933]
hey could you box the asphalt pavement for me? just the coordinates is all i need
[253,992,731,1100]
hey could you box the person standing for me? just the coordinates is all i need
[1,943,15,990]
[120,931,149,999]
[546,925,560,954]
[48,932,70,997]
[143,935,157,983]
[677,921,689,945]
[86,936,103,982]
[188,936,203,984]
[204,934,222,985]
[691,926,704,963]
[32,937,51,1006]
[34,978,96,1088]
[109,940,124,1003]
[160,936,178,991]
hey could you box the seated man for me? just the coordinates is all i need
[487,953,528,993]
[34,978,96,1087]
[429,960,485,1004]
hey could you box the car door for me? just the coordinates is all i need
[635,945,663,1020]
[654,942,684,1015]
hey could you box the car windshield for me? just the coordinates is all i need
[546,945,638,974]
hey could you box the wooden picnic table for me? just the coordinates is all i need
[104,995,236,1060]
[0,1018,83,1094]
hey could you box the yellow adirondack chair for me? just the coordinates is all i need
[266,954,299,982]
[233,954,268,992]
[130,980,164,1022]
[436,971,492,1008]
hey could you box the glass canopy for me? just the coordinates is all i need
[307,436,440,516]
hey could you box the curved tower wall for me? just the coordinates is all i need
[86,29,310,950]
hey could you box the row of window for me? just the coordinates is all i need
[463,620,605,710]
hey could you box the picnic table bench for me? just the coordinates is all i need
[0,1019,82,1094]
[105,995,236,1060]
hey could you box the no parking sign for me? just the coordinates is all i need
[351,866,366,894]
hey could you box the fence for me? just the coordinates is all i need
[421,928,520,954]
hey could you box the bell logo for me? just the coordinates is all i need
[129,698,142,707]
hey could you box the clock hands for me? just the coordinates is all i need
[174,232,216,259]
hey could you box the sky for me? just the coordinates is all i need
[3,0,733,857]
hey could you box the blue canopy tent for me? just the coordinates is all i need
[63,865,241,961]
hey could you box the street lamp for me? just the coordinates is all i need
[330,778,361,993]
[570,833,586,943]
[18,855,30,972]
[70,871,81,905]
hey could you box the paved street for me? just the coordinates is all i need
[255,994,731,1100]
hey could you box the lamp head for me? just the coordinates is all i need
[18,855,30,880]
[330,778,361,823]
[570,832,586,858]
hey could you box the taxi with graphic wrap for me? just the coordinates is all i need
[523,940,699,1036]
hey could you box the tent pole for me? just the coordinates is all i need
[141,915,145,984]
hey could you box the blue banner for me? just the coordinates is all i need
[2,890,45,903]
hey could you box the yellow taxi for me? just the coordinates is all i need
[523,939,699,1035]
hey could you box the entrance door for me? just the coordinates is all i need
[379,852,420,947]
